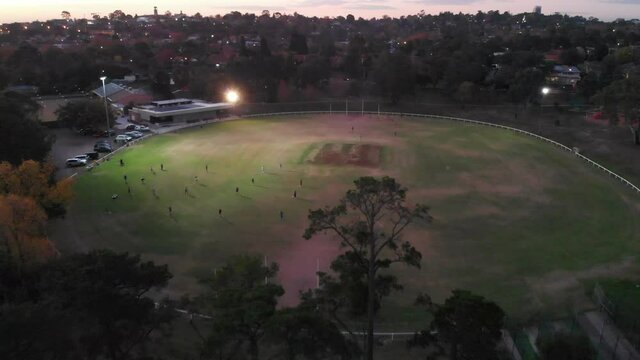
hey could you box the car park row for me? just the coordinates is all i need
[66,125,150,167]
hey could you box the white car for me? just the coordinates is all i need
[115,135,132,143]
[124,131,144,139]
[66,158,87,167]
[73,154,90,162]
[135,125,150,132]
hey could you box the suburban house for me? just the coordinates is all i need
[546,65,582,87]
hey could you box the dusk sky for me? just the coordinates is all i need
[2,0,640,24]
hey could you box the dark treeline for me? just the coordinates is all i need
[1,11,640,115]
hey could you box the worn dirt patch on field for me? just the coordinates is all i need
[309,143,383,167]
[273,232,343,307]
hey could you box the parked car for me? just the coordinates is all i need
[73,154,90,162]
[77,128,97,136]
[85,152,100,160]
[94,143,113,153]
[135,125,150,132]
[66,158,87,167]
[115,135,132,143]
[124,131,143,139]
[94,130,116,138]
[125,124,137,130]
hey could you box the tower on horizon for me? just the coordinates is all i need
[534,5,542,14]
[154,6,158,16]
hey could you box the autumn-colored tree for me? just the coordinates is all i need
[0,194,56,271]
[0,160,73,218]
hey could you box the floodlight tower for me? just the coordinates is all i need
[225,89,240,104]
[100,76,111,138]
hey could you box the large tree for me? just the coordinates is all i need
[537,332,596,360]
[593,75,640,143]
[0,160,74,218]
[412,290,505,360]
[266,303,357,360]
[304,176,431,360]
[0,250,174,360]
[0,194,55,273]
[507,67,545,104]
[198,254,284,360]
[55,99,114,131]
[0,93,52,165]
[372,52,416,104]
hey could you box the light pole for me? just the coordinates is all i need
[539,87,550,133]
[100,76,111,138]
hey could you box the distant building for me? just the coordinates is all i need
[130,98,233,124]
[92,82,130,99]
[92,82,152,114]
[3,85,39,95]
[534,6,542,14]
[547,65,581,87]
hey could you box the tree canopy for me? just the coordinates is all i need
[55,99,114,130]
[0,250,174,360]
[537,332,596,360]
[411,290,505,360]
[304,176,431,360]
[198,254,284,360]
[0,160,74,218]
[0,93,52,165]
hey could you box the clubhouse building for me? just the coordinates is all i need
[130,98,233,124]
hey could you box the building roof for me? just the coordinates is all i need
[552,65,581,74]
[150,98,192,106]
[92,82,128,98]
[110,92,153,106]
[4,85,39,94]
[133,100,233,117]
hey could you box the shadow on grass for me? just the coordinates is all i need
[197,183,208,187]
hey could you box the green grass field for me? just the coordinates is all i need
[51,114,640,325]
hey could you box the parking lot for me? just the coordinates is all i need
[49,128,119,179]
[48,116,153,179]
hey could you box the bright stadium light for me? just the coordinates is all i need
[225,89,240,104]
[541,87,550,95]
